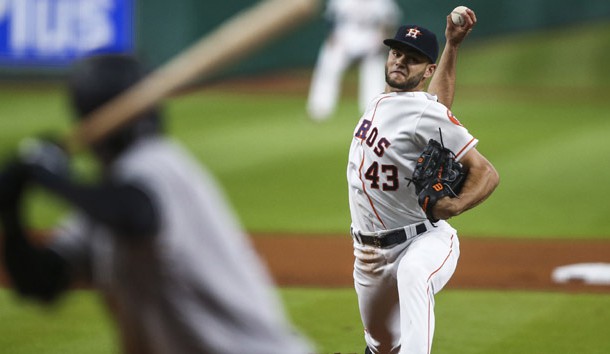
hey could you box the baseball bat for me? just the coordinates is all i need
[66,0,320,151]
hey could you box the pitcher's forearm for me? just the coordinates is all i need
[428,42,459,108]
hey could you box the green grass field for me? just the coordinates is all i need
[0,21,609,354]
[1,288,609,353]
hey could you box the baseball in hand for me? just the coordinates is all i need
[450,6,468,26]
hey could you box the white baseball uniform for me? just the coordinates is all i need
[50,137,312,354]
[307,0,401,120]
[347,91,478,353]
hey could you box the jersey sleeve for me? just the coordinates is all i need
[415,101,478,161]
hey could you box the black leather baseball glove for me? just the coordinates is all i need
[408,138,467,222]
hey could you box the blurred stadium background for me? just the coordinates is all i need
[2,0,609,79]
[1,1,610,353]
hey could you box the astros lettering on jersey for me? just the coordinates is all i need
[347,91,478,233]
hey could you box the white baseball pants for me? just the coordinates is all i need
[353,221,460,354]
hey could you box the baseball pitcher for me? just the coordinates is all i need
[346,9,500,354]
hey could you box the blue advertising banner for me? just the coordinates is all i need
[0,0,134,67]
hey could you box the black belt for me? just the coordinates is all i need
[352,223,428,248]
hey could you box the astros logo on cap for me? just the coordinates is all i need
[405,28,422,39]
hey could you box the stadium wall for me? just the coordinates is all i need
[0,0,608,79]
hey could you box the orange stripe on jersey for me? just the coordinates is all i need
[356,95,391,229]
[357,142,387,229]
[370,94,391,124]
[455,138,476,159]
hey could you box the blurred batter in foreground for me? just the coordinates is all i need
[0,54,312,354]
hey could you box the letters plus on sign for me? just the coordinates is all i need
[0,0,134,66]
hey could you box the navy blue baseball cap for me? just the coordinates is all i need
[383,25,439,63]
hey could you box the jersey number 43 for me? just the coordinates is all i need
[364,161,399,191]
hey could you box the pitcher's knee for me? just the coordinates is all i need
[396,262,429,290]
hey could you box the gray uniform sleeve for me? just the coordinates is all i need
[48,213,93,282]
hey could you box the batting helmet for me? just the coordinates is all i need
[67,54,162,160]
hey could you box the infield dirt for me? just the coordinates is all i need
[252,234,610,293]
[2,234,609,293]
